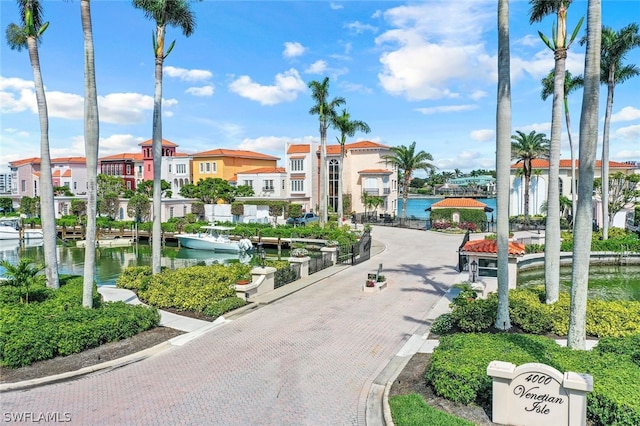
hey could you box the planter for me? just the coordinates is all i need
[362,280,387,293]
[236,280,250,286]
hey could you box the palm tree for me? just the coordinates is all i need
[511,130,550,223]
[597,23,640,240]
[0,258,45,304]
[80,0,98,307]
[133,0,199,275]
[308,77,345,226]
[382,142,435,224]
[530,0,582,305]
[5,0,59,289]
[541,69,584,220]
[330,109,370,223]
[568,0,601,350]
[495,0,512,331]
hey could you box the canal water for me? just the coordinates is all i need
[0,240,254,287]
[398,197,497,220]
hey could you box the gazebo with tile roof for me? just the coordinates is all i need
[460,238,526,291]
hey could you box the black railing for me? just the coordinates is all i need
[309,255,332,275]
[458,229,471,272]
[274,263,301,289]
[337,229,372,265]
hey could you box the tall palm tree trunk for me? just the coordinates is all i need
[319,120,327,226]
[601,77,614,238]
[495,0,512,330]
[81,0,98,307]
[524,170,531,222]
[27,36,59,289]
[152,25,165,275]
[569,0,601,350]
[401,174,410,222]
[545,49,566,304]
[338,144,345,224]
[565,106,577,221]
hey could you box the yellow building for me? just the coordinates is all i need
[191,149,280,183]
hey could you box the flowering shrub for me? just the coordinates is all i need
[458,222,477,232]
[365,280,376,287]
[290,248,309,257]
[433,221,452,230]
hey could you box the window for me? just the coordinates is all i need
[147,164,151,172]
[282,180,285,190]
[73,182,77,190]
[264,179,274,190]
[211,162,217,173]
[127,181,132,190]
[291,179,304,192]
[558,178,563,196]
[168,164,172,173]
[478,258,498,278]
[329,159,339,212]
[170,207,174,218]
[127,164,131,175]
[176,164,186,174]
[243,180,253,188]
[206,162,211,173]
[138,165,142,174]
[291,159,303,171]
[199,163,204,173]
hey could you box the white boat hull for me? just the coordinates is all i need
[0,228,44,240]
[176,234,245,252]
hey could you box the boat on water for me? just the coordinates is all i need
[176,225,253,253]
[0,217,44,240]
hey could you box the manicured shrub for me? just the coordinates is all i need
[0,278,160,368]
[595,333,640,366]
[450,294,497,332]
[204,297,246,318]
[508,289,553,334]
[389,394,474,426]
[116,266,153,290]
[430,313,454,335]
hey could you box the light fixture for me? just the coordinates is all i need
[470,259,478,283]
[258,242,266,268]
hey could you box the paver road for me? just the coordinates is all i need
[1,227,464,425]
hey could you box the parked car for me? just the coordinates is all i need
[286,213,320,226]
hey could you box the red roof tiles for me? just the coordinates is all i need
[138,139,178,147]
[358,169,393,175]
[432,198,487,208]
[237,167,286,174]
[462,239,526,255]
[192,149,279,160]
[511,159,635,169]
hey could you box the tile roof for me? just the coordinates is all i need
[287,144,311,154]
[511,159,635,169]
[237,167,286,174]
[138,138,178,147]
[327,140,389,155]
[9,157,87,167]
[462,239,526,256]
[358,169,393,175]
[99,152,141,161]
[62,170,72,177]
[9,157,40,167]
[192,148,279,160]
[52,170,61,177]
[432,198,488,208]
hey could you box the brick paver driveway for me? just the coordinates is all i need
[1,227,464,425]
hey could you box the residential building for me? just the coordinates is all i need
[284,140,398,215]
[9,157,87,199]
[98,152,143,192]
[0,173,12,194]
[236,167,287,198]
[191,149,280,183]
[510,159,636,225]
[138,138,179,181]
[162,153,192,197]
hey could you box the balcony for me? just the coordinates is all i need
[363,188,379,195]
[262,187,274,192]
[383,187,391,195]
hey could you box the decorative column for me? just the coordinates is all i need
[234,266,277,302]
[321,246,338,265]
[288,256,310,277]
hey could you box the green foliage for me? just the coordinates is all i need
[287,203,303,219]
[137,263,250,312]
[127,194,151,222]
[560,230,640,252]
[450,295,497,332]
[389,394,474,426]
[203,297,246,318]
[596,334,640,366]
[136,179,172,198]
[231,201,244,216]
[525,243,545,253]
[425,333,640,425]
[430,208,487,230]
[0,258,45,304]
[56,215,79,227]
[0,197,13,213]
[116,266,153,291]
[0,277,159,368]
[430,313,454,335]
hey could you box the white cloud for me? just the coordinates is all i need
[338,81,372,94]
[415,104,477,115]
[237,135,318,157]
[375,1,496,101]
[305,60,328,75]
[614,149,640,160]
[612,106,640,123]
[99,93,177,124]
[186,85,215,97]
[283,42,306,59]
[514,34,540,47]
[614,124,640,142]
[164,66,212,82]
[435,150,495,171]
[345,21,378,34]
[99,134,146,156]
[516,122,551,135]
[470,90,487,101]
[228,68,307,106]
[330,2,343,10]
[470,129,495,142]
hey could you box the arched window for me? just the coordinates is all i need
[329,159,339,213]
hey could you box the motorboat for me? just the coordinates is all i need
[0,217,44,240]
[176,225,253,253]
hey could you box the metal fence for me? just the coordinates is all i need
[457,230,471,272]
[274,263,301,289]
[338,229,372,265]
[308,254,333,275]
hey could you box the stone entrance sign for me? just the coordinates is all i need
[487,361,593,426]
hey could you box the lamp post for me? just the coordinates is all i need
[470,259,478,283]
[258,242,266,268]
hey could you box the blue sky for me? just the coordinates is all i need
[1,0,639,176]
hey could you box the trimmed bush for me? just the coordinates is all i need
[426,333,640,424]
[1,278,160,368]
[430,313,454,335]
[204,297,246,318]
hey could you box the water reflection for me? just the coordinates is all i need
[0,242,253,287]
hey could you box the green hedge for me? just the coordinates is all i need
[430,208,487,230]
[0,277,160,368]
[426,333,640,425]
